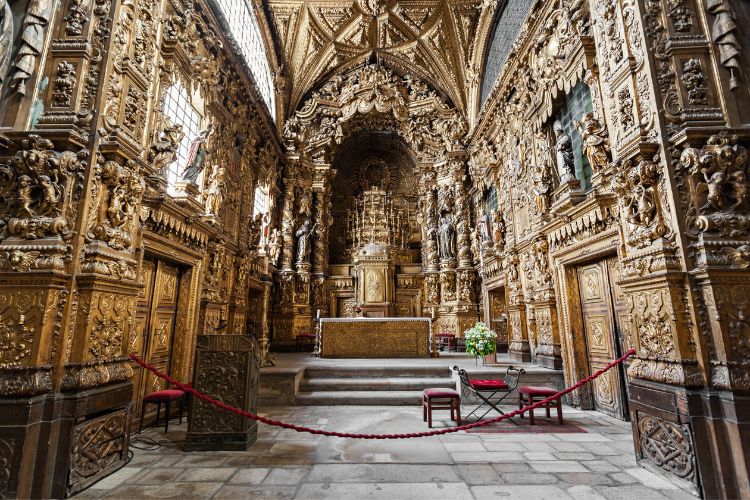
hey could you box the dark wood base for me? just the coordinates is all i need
[184,425,258,451]
[509,350,532,363]
[629,379,750,499]
[0,382,132,499]
[535,354,563,370]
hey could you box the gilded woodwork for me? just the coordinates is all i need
[320,318,430,358]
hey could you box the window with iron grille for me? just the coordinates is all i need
[484,186,498,214]
[214,0,275,120]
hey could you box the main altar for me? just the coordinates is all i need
[319,317,432,358]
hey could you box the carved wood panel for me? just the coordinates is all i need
[489,288,508,349]
[577,259,628,419]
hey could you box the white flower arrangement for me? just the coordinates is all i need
[463,321,497,357]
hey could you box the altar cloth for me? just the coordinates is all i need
[319,317,432,358]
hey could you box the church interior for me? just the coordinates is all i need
[0,0,749,498]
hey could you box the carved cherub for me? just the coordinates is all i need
[704,171,727,211]
[16,175,34,217]
[730,170,748,210]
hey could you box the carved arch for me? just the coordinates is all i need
[284,63,467,163]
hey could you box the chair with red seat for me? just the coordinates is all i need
[422,388,461,428]
[139,388,185,434]
[453,365,525,422]
[518,385,563,425]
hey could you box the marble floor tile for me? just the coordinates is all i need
[295,482,474,500]
[72,404,696,499]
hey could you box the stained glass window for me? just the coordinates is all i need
[214,0,275,119]
[162,82,202,192]
[555,82,594,189]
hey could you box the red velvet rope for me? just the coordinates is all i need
[130,348,635,439]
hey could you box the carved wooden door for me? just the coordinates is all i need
[577,259,629,419]
[130,259,181,420]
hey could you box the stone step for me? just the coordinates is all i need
[303,365,452,379]
[299,377,455,392]
[295,390,426,406]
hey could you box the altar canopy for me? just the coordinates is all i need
[319,317,431,358]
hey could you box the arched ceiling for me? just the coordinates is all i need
[266,0,494,119]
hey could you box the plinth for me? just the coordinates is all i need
[185,335,259,451]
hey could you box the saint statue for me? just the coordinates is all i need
[576,113,610,173]
[553,120,575,183]
[478,207,492,242]
[9,0,51,95]
[149,119,184,178]
[247,212,263,251]
[267,228,282,265]
[295,219,314,263]
[438,215,456,261]
[492,211,506,250]
[181,124,213,184]
[532,163,552,212]
[707,0,741,89]
[204,165,226,215]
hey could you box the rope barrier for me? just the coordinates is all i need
[130,348,635,440]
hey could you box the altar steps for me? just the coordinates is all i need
[295,366,454,406]
[296,390,426,406]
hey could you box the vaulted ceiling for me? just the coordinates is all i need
[265,0,493,119]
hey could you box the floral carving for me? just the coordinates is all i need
[681,59,708,105]
[0,320,34,366]
[52,61,76,107]
[87,319,123,361]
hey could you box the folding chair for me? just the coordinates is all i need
[453,365,525,422]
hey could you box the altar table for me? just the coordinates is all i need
[319,317,432,358]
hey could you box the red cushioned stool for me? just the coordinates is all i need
[139,388,185,433]
[518,385,563,425]
[296,333,317,352]
[423,388,461,428]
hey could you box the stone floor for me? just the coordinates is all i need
[75,405,696,499]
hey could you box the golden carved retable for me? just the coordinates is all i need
[319,317,432,358]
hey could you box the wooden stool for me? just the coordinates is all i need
[139,389,185,433]
[423,388,461,428]
[518,385,563,425]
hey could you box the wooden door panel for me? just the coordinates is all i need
[131,259,155,418]
[578,261,627,419]
[146,262,179,392]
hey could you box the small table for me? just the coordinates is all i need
[295,333,317,352]
[435,333,457,352]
